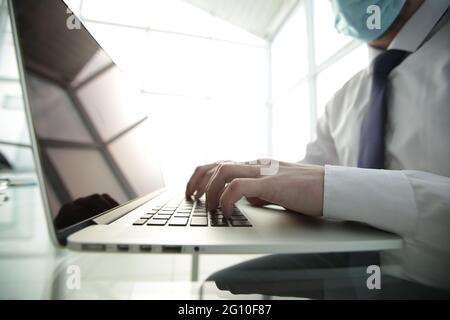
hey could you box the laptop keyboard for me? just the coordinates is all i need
[133,198,252,227]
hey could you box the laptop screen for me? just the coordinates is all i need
[12,0,165,231]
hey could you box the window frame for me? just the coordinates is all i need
[267,0,364,156]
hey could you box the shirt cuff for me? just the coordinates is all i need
[323,165,418,236]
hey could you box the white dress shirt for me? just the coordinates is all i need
[302,0,450,290]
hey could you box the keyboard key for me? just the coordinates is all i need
[169,217,189,226]
[210,218,228,227]
[193,213,207,217]
[174,214,190,218]
[231,220,252,227]
[133,218,148,226]
[153,214,171,219]
[230,215,248,221]
[190,217,208,226]
[160,209,175,213]
[141,213,154,219]
[176,210,192,214]
[147,219,167,226]
[148,209,159,213]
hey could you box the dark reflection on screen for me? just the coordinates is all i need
[13,0,165,230]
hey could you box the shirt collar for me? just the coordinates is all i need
[389,0,450,51]
[369,0,450,60]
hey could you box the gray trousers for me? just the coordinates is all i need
[206,252,450,299]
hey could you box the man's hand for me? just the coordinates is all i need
[185,160,324,218]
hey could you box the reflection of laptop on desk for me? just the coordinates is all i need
[9,0,402,254]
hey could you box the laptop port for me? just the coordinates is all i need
[117,244,129,252]
[162,245,182,253]
[140,245,152,252]
[81,244,106,252]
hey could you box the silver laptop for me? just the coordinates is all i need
[9,0,400,254]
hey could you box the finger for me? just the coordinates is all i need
[206,164,260,211]
[185,163,217,197]
[194,168,216,199]
[246,197,271,207]
[219,178,263,218]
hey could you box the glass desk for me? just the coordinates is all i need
[2,181,446,300]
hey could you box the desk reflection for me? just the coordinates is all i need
[55,194,119,229]
[206,253,450,300]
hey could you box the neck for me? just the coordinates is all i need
[369,0,425,50]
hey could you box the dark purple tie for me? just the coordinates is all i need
[357,49,409,169]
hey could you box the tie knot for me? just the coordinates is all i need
[372,49,409,78]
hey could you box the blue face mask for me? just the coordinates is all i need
[333,0,407,42]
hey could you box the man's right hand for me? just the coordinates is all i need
[185,160,271,208]
[185,159,324,217]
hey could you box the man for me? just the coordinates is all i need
[185,0,450,294]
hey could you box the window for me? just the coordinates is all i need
[0,4,33,172]
[316,45,369,117]
[65,0,267,187]
[61,0,370,182]
[313,0,353,65]
[272,82,310,161]
[271,1,308,101]
[271,0,369,160]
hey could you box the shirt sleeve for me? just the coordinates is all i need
[323,166,450,250]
